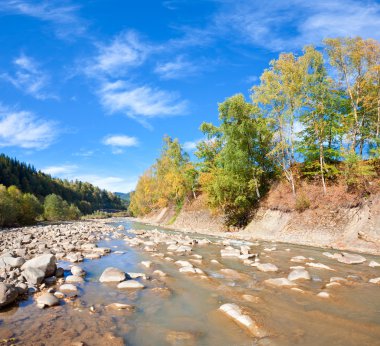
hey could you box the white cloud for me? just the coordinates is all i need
[42,164,77,176]
[76,175,137,193]
[2,54,56,100]
[212,0,380,51]
[154,55,199,79]
[103,135,139,147]
[87,30,151,77]
[0,107,57,149]
[183,139,202,151]
[73,149,95,157]
[0,0,85,38]
[99,80,187,119]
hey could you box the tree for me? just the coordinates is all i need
[44,194,68,221]
[196,94,274,227]
[297,46,344,193]
[252,53,303,196]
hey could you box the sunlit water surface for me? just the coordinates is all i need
[0,219,379,345]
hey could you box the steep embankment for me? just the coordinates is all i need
[140,192,380,255]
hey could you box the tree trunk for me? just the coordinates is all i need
[319,142,327,195]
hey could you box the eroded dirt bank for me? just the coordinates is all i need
[137,194,380,255]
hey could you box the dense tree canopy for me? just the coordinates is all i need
[131,37,380,226]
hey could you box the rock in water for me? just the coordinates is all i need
[99,267,126,283]
[264,278,297,288]
[219,303,268,337]
[288,269,311,281]
[36,293,59,308]
[71,265,86,276]
[21,254,56,277]
[0,283,18,309]
[337,253,366,264]
[257,263,278,272]
[117,280,145,289]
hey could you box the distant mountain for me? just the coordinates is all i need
[115,192,131,202]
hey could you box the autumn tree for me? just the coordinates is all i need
[196,94,274,227]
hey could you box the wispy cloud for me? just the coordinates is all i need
[2,54,56,100]
[99,80,188,122]
[0,106,57,149]
[42,164,77,176]
[82,30,188,125]
[41,163,137,192]
[154,55,199,79]
[0,0,86,38]
[183,138,202,151]
[103,135,139,147]
[212,0,380,51]
[103,134,139,154]
[87,30,151,78]
[77,175,137,193]
[73,149,95,157]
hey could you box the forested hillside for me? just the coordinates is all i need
[129,37,380,227]
[0,154,125,226]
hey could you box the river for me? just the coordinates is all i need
[0,218,379,345]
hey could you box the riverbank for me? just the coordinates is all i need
[132,193,380,256]
[1,218,380,345]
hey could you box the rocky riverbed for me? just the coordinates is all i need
[0,219,380,345]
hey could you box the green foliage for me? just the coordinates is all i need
[196,94,275,227]
[43,194,82,221]
[130,36,380,227]
[0,154,125,214]
[0,185,42,227]
[129,136,197,216]
[342,150,376,190]
[81,210,112,220]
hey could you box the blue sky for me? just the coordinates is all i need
[0,0,379,192]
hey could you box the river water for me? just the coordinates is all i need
[0,219,380,345]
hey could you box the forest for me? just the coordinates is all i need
[0,154,125,226]
[129,37,380,227]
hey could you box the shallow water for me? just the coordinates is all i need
[1,219,380,345]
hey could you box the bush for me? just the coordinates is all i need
[295,193,311,212]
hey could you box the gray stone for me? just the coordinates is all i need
[36,293,59,308]
[264,278,297,288]
[117,280,144,289]
[71,266,85,276]
[99,267,126,283]
[288,269,311,281]
[257,263,278,272]
[337,253,366,264]
[0,283,18,308]
[65,275,84,283]
[22,267,45,285]
[21,254,56,277]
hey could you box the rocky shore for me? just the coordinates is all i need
[0,221,119,310]
[1,219,380,345]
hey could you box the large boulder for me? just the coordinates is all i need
[0,283,18,309]
[21,254,56,277]
[99,267,126,283]
[22,267,45,285]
